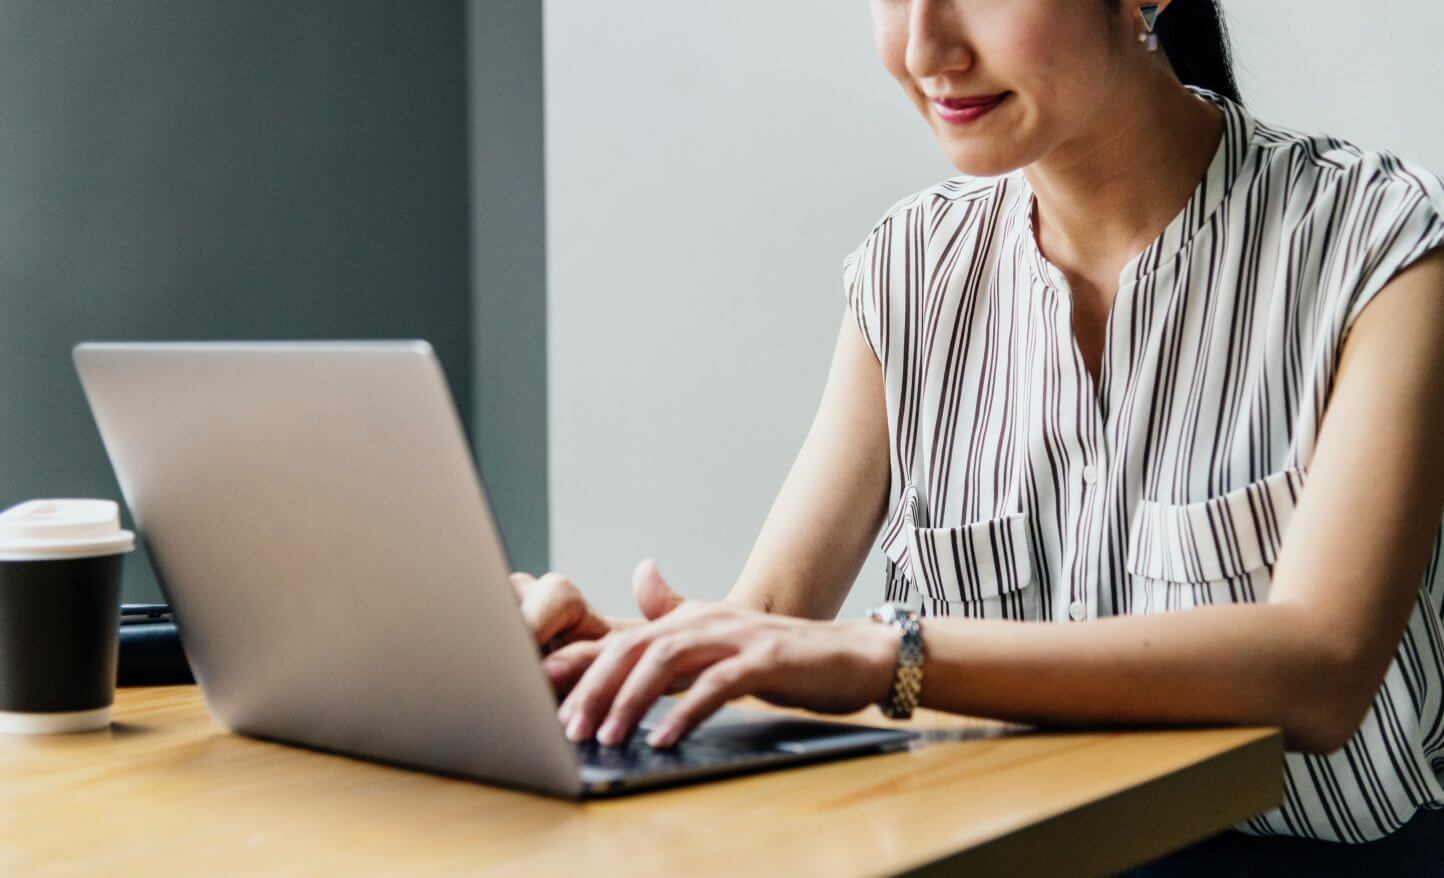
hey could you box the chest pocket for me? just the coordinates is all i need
[880,481,1041,620]
[1125,467,1307,610]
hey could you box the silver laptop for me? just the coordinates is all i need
[74,341,914,797]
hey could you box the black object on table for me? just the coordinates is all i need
[119,604,194,686]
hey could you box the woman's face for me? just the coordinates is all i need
[871,0,1140,177]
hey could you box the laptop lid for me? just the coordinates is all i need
[74,341,583,797]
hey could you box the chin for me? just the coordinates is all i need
[940,144,1027,179]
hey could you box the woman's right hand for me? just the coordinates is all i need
[511,558,685,695]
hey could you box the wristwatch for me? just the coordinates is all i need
[865,602,924,719]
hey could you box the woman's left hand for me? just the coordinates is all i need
[554,559,899,748]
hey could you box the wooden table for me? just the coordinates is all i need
[0,686,1281,877]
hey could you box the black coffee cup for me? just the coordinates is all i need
[0,499,135,734]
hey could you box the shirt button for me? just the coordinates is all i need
[1082,464,1099,485]
[1068,600,1087,621]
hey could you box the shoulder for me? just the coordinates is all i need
[1246,115,1444,312]
[844,173,1016,270]
[1249,115,1444,220]
[841,174,1014,354]
[1244,115,1444,339]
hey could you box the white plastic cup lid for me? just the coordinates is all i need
[0,499,136,561]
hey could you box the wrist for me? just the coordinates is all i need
[854,618,905,709]
[864,603,925,719]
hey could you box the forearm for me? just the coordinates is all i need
[724,567,860,619]
[724,490,883,619]
[722,508,879,618]
[724,312,891,620]
[915,601,1374,754]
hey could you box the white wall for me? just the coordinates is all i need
[545,0,1444,618]
[1227,3,1444,173]
[544,0,951,617]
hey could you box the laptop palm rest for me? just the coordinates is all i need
[576,698,915,795]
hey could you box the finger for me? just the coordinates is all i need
[509,572,535,602]
[595,635,737,746]
[541,638,606,697]
[519,573,581,646]
[646,655,764,748]
[520,573,601,648]
[633,558,685,621]
[557,629,653,742]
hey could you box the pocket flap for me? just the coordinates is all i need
[879,482,921,570]
[911,514,1035,603]
[881,481,1034,603]
[1126,467,1307,583]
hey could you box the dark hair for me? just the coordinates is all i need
[1150,0,1243,105]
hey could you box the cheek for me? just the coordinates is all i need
[988,9,1071,109]
[870,7,910,88]
[982,15,1119,161]
[1006,5,1123,125]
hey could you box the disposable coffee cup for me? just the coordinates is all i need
[0,499,135,734]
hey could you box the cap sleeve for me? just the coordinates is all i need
[1341,160,1444,337]
[842,187,935,366]
[842,230,883,363]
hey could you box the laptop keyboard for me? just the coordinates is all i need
[574,734,771,774]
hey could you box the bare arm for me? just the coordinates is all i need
[912,247,1444,753]
[724,308,891,619]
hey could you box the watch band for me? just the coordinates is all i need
[865,602,924,719]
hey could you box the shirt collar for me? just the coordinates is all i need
[1019,84,1258,290]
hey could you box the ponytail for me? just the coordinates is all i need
[1152,0,1243,105]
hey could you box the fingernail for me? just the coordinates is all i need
[566,713,589,742]
[598,718,623,747]
[647,725,674,748]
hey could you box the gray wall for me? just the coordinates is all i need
[468,0,549,578]
[0,1,481,602]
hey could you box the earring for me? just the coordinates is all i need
[1138,3,1160,52]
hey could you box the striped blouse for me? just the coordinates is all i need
[842,84,1444,843]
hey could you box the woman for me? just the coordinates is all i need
[513,0,1444,870]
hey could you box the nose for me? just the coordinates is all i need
[904,0,973,82]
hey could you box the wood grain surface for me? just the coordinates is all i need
[0,686,1282,877]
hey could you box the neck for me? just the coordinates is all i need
[1022,71,1224,281]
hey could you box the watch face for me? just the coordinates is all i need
[884,601,917,623]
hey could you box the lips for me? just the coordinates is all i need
[932,93,1007,109]
[930,92,1008,125]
